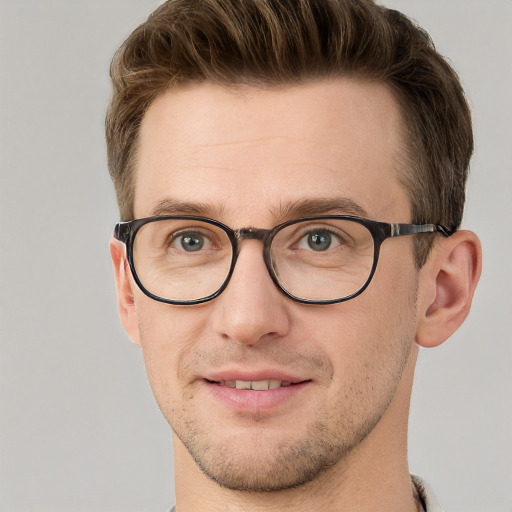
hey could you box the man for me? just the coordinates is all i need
[106,1,481,510]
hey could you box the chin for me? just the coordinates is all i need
[174,414,378,492]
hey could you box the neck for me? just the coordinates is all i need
[174,346,420,512]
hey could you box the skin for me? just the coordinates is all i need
[111,78,482,512]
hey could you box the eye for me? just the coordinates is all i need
[172,231,210,252]
[297,229,342,251]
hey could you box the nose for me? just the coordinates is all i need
[211,240,291,346]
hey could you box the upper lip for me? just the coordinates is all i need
[204,369,308,384]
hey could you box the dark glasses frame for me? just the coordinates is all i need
[114,215,453,305]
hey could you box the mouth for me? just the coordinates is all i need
[203,375,310,413]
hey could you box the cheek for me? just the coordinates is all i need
[136,299,208,408]
[306,265,419,392]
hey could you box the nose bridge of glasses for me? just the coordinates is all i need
[232,227,273,271]
[234,227,270,243]
[229,227,276,292]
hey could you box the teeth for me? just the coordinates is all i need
[269,379,282,389]
[218,379,293,390]
[236,380,252,390]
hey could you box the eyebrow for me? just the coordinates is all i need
[151,199,225,217]
[150,196,369,221]
[271,197,369,221]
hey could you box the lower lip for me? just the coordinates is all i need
[204,380,310,413]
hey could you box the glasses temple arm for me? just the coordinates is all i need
[390,223,454,238]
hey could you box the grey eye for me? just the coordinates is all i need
[305,231,333,251]
[179,233,205,252]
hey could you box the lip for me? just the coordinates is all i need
[202,369,311,413]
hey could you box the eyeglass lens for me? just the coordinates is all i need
[132,218,375,302]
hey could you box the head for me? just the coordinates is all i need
[107,0,481,499]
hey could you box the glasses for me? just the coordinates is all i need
[113,215,452,305]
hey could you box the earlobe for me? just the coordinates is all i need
[416,230,482,348]
[109,236,141,346]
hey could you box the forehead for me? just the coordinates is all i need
[135,78,410,224]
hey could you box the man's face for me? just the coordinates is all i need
[125,79,421,491]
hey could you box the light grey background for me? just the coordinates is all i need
[0,1,510,511]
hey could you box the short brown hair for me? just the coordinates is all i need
[106,0,472,266]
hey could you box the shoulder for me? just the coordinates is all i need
[412,474,444,512]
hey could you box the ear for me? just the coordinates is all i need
[110,236,141,346]
[416,230,482,348]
